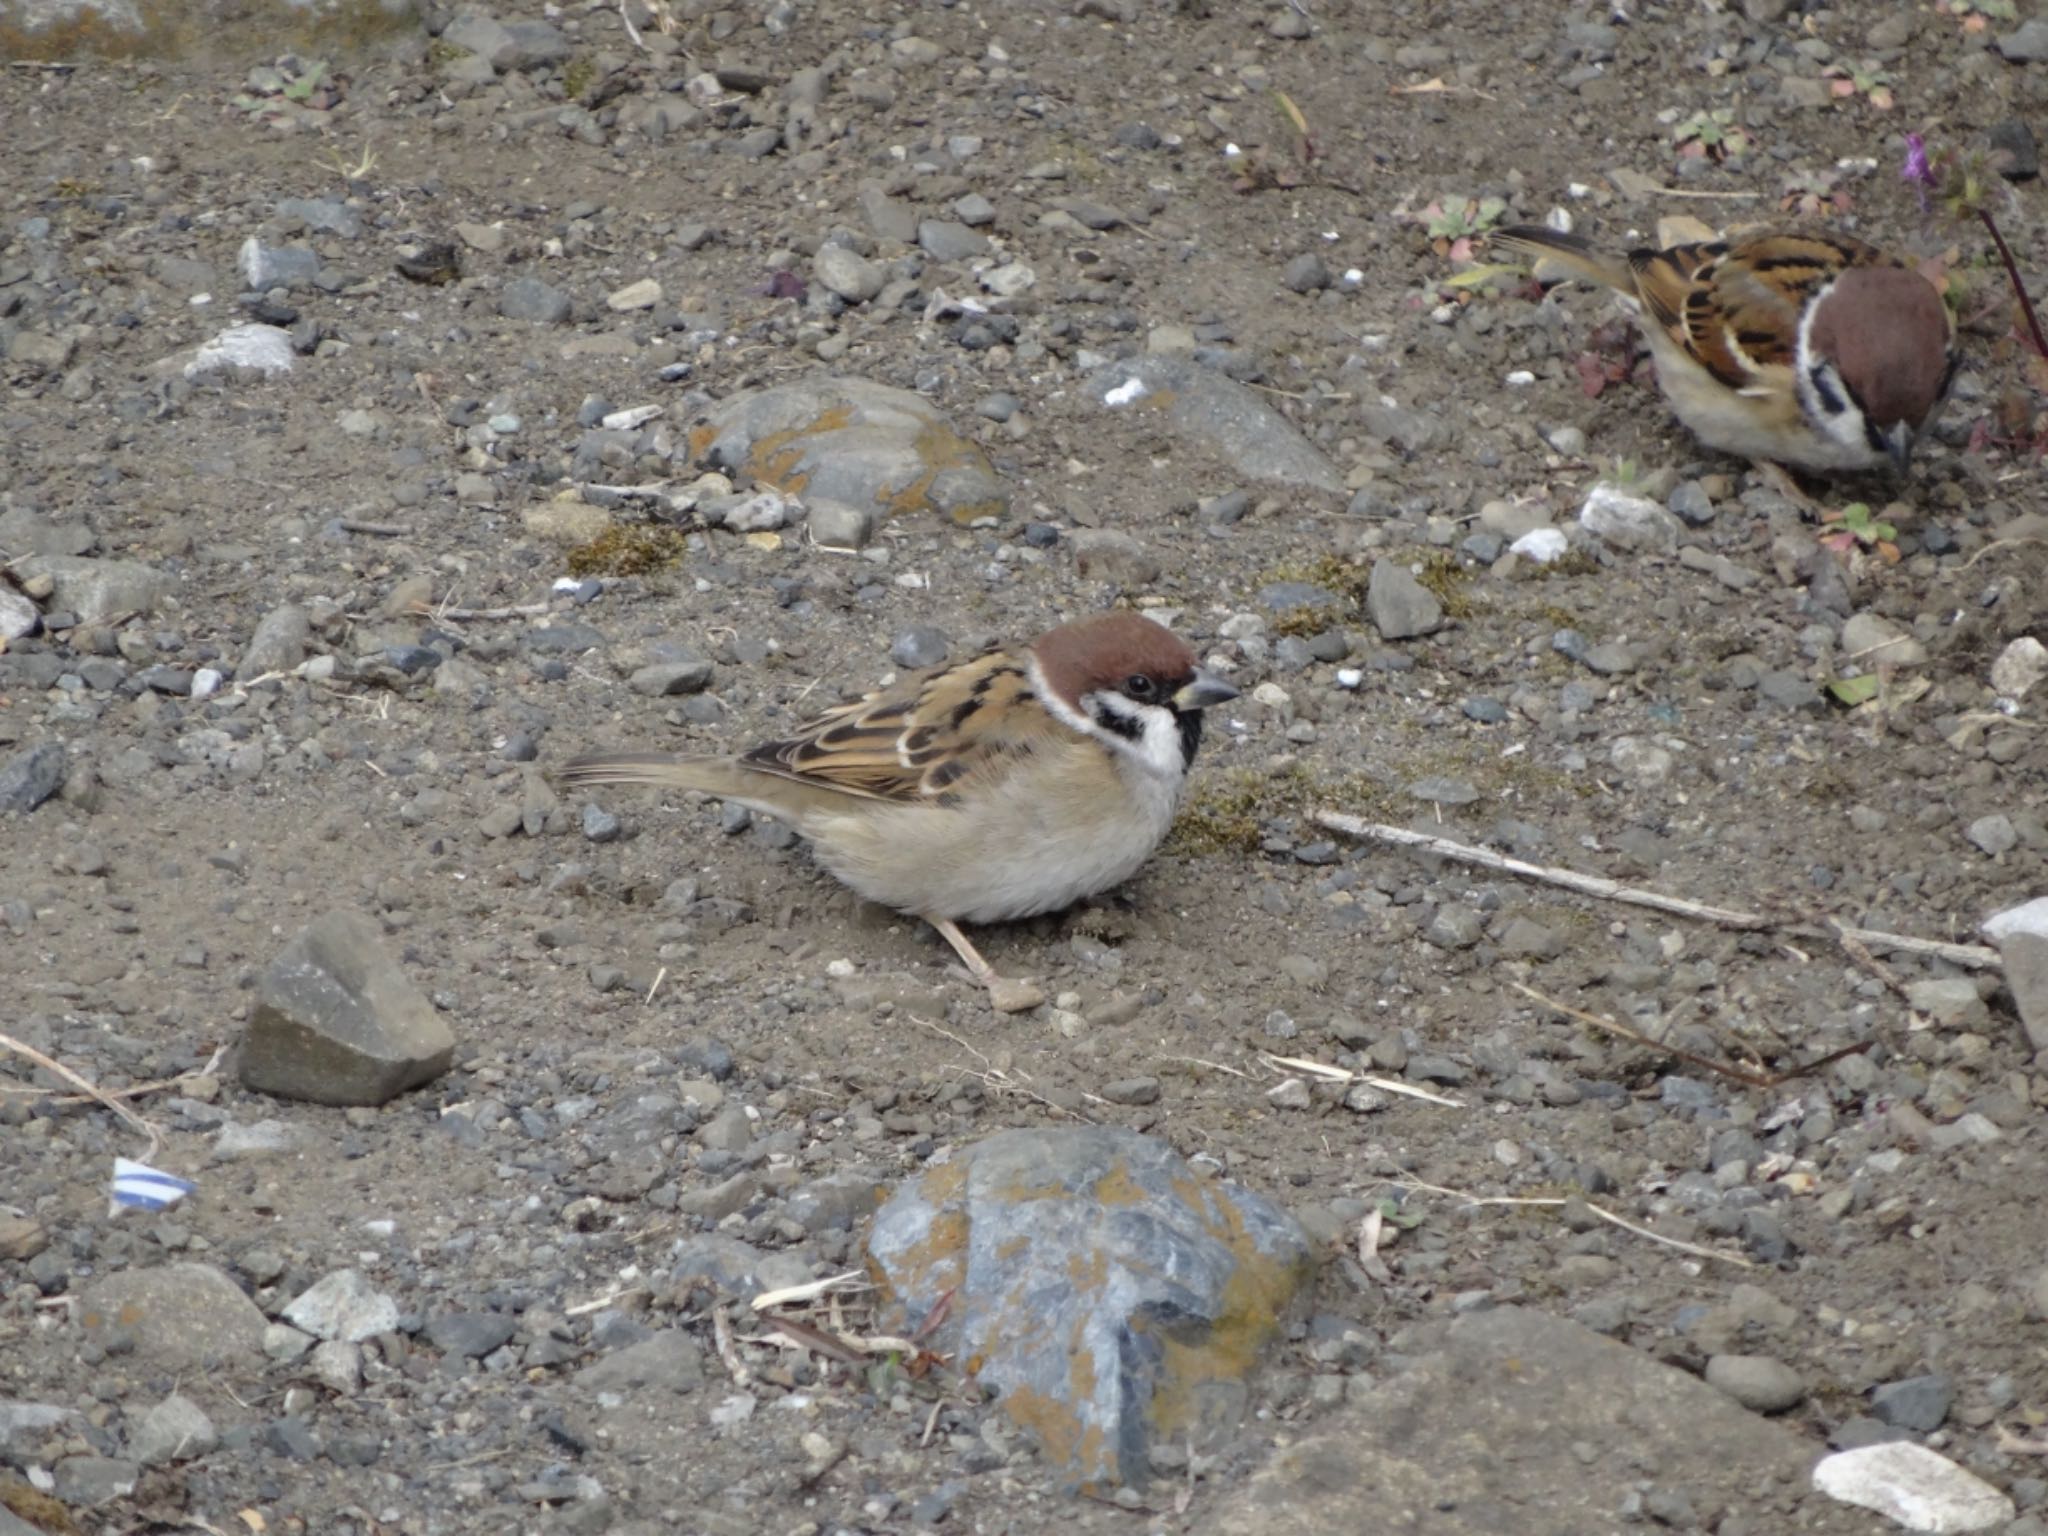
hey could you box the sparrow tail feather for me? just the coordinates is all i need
[554,752,755,798]
[1490,226,1636,294]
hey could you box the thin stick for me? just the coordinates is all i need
[644,966,668,1007]
[1976,208,2048,363]
[711,1303,752,1385]
[336,518,409,537]
[1510,982,1871,1089]
[1655,188,1761,200]
[1313,812,2001,971]
[1392,1176,1754,1268]
[415,602,551,622]
[0,1030,161,1157]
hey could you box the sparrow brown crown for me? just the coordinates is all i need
[1030,611,1199,709]
[1807,265,1955,431]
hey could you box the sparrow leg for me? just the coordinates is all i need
[926,916,1044,1014]
[1753,459,1822,517]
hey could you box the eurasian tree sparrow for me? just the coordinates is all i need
[557,612,1238,1014]
[1494,225,1958,478]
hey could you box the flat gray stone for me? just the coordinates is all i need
[576,1330,705,1394]
[1090,355,1343,494]
[0,506,93,556]
[629,658,713,696]
[76,1263,267,1372]
[240,908,456,1106]
[500,275,573,324]
[0,0,418,57]
[14,554,170,622]
[867,1126,1313,1488]
[131,1393,218,1466]
[0,1399,73,1461]
[917,219,991,262]
[693,375,1008,526]
[1070,528,1162,587]
[1580,483,1683,554]
[282,1268,400,1343]
[1208,1309,1845,1535]
[1706,1352,1806,1413]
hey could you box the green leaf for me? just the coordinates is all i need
[1828,675,1882,707]
[1441,262,1521,288]
[283,60,328,101]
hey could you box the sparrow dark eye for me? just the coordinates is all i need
[1124,674,1156,699]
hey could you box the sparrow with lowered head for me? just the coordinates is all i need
[556,612,1238,1014]
[1492,225,1958,480]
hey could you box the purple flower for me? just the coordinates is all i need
[1902,133,1934,187]
[1902,132,1935,211]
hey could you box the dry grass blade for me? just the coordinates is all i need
[758,1314,867,1367]
[0,1030,162,1158]
[749,1271,869,1312]
[1259,1052,1465,1108]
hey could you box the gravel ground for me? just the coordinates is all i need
[3,1,2048,1532]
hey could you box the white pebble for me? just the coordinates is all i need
[1510,528,1569,563]
[1504,369,1535,387]
[1104,377,1148,407]
[190,667,223,699]
[1336,668,1363,690]
[1250,681,1291,709]
[1341,268,1364,288]
[826,958,856,979]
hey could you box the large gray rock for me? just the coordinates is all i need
[237,602,310,681]
[14,554,169,622]
[1089,355,1345,495]
[76,1264,267,1372]
[281,1268,400,1342]
[1984,896,2048,1054]
[692,376,1010,526]
[0,1399,73,1462]
[240,909,455,1105]
[0,0,418,58]
[1208,1308,1851,1535]
[866,1127,1314,1488]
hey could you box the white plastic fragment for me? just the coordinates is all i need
[1103,377,1148,407]
[1505,370,1536,386]
[1811,1443,2014,1533]
[110,1157,195,1216]
[600,405,664,431]
[185,323,295,379]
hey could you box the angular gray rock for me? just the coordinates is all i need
[0,741,67,816]
[14,554,170,622]
[282,1268,400,1342]
[76,1264,267,1371]
[237,602,310,681]
[1069,528,1162,587]
[1208,1309,1829,1535]
[866,1126,1314,1487]
[1089,356,1344,495]
[131,1393,219,1466]
[693,375,1009,525]
[240,909,456,1106]
[1366,559,1444,640]
[1579,483,1683,554]
[0,1399,72,1461]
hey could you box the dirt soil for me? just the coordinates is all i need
[3,0,2048,1533]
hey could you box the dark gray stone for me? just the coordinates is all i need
[1871,1373,1953,1432]
[0,741,66,815]
[500,276,573,324]
[240,909,456,1106]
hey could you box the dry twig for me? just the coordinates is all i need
[1392,1176,1754,1268]
[1511,983,1869,1088]
[1313,813,2001,971]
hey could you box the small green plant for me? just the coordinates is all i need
[1819,502,1900,562]
[1780,168,1853,218]
[1419,195,1506,262]
[562,53,597,101]
[1673,108,1752,164]
[1822,60,1895,110]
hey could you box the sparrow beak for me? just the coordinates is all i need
[1884,423,1915,477]
[1173,670,1239,711]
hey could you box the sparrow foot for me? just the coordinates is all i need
[927,916,1044,1014]
[1752,459,1822,517]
